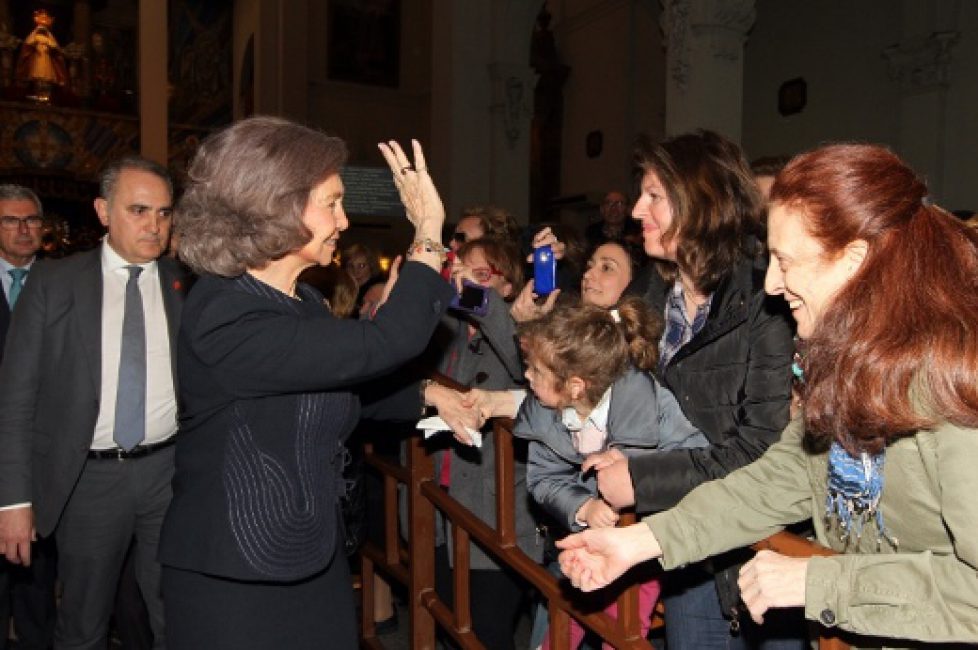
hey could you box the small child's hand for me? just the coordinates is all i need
[577,498,620,529]
[582,448,626,473]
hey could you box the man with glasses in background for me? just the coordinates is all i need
[585,190,639,249]
[0,186,44,362]
[0,184,56,650]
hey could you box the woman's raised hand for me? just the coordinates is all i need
[510,279,560,323]
[526,226,566,262]
[378,140,445,240]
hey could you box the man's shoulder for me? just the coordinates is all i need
[30,248,100,280]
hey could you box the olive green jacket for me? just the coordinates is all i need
[647,418,978,649]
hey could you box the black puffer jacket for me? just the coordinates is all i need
[630,256,794,613]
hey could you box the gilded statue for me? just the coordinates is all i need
[16,9,68,101]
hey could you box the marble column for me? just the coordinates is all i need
[883,31,959,200]
[430,0,538,223]
[659,0,755,142]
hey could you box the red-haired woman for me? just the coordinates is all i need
[557,143,978,648]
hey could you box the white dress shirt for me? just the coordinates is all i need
[91,240,177,450]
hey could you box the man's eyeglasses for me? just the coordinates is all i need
[0,216,43,230]
[470,264,503,283]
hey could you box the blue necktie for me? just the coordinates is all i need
[7,268,27,308]
[113,265,146,451]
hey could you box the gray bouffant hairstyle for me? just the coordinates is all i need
[176,116,348,276]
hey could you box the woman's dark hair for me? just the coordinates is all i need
[519,297,661,408]
[459,205,522,242]
[457,237,524,300]
[750,155,792,178]
[176,116,348,276]
[633,130,764,293]
[772,143,978,454]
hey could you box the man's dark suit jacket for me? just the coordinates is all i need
[0,247,188,537]
[0,288,9,365]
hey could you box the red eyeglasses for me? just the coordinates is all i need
[470,264,503,283]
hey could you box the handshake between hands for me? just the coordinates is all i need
[421,384,638,511]
[422,385,517,447]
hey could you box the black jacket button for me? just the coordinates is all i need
[819,609,836,625]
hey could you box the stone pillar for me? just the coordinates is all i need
[138,0,167,165]
[659,0,755,141]
[430,0,537,223]
[883,31,958,200]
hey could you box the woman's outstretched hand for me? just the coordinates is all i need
[556,523,662,592]
[737,550,809,624]
[378,140,445,240]
[424,383,484,446]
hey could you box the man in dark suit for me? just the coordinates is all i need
[0,158,187,650]
[0,185,56,650]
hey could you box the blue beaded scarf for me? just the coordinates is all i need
[825,442,896,549]
[795,343,896,550]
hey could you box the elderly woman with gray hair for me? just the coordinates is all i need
[158,116,458,649]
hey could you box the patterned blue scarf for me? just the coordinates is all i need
[825,442,897,549]
[795,340,897,549]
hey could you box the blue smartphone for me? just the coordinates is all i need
[533,244,556,295]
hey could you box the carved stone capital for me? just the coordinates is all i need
[660,0,755,90]
[883,31,959,92]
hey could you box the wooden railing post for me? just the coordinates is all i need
[614,511,644,645]
[407,434,436,649]
[493,418,516,547]
[361,415,846,650]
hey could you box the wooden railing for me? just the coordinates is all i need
[358,419,847,650]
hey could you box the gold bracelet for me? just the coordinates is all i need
[408,237,448,261]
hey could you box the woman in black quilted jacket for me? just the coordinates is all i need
[585,130,801,650]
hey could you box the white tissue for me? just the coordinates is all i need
[417,415,483,448]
